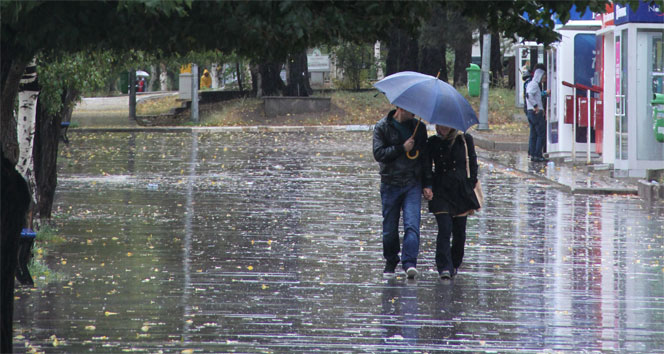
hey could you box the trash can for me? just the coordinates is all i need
[653,93,664,142]
[466,64,481,97]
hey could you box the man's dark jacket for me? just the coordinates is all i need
[373,110,431,186]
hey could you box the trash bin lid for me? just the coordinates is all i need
[466,63,480,71]
[653,93,664,105]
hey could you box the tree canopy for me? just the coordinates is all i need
[2,0,636,163]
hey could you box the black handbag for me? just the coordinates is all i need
[456,135,483,216]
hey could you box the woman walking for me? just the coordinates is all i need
[426,124,480,279]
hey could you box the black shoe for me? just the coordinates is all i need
[383,263,397,278]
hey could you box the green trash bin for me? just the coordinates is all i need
[653,93,664,142]
[466,63,481,97]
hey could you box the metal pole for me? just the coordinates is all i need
[478,33,491,130]
[129,69,136,121]
[587,90,591,164]
[572,89,576,162]
[191,64,199,123]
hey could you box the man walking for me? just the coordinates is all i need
[373,107,432,279]
[525,64,549,162]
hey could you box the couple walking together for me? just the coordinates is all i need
[373,107,480,280]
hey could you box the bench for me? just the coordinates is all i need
[16,228,36,286]
[60,121,70,145]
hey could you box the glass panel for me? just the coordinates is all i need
[621,29,629,160]
[654,33,664,95]
[637,30,664,161]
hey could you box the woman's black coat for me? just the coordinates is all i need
[425,133,479,215]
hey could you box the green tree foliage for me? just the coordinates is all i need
[334,42,375,90]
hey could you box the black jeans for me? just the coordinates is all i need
[434,213,467,274]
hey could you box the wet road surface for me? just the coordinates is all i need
[14,130,664,353]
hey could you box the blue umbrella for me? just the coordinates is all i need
[374,71,479,132]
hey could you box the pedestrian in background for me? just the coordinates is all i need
[200,69,212,89]
[373,107,432,279]
[425,124,479,279]
[526,63,549,162]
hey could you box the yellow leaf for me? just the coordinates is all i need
[141,325,150,332]
[127,252,133,257]
[85,325,96,331]
[182,350,194,354]
[247,265,254,271]
[105,311,118,316]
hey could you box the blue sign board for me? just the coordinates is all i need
[615,1,664,25]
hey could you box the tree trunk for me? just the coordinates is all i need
[1,148,31,354]
[210,63,220,89]
[236,62,244,92]
[507,56,516,89]
[16,59,39,217]
[490,30,503,87]
[256,62,284,97]
[385,28,419,76]
[251,64,260,97]
[419,44,447,82]
[285,51,312,97]
[159,62,169,91]
[453,29,473,87]
[129,69,136,120]
[530,48,538,72]
[1,55,30,165]
[148,65,157,92]
[33,87,77,220]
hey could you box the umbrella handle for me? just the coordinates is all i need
[406,117,421,160]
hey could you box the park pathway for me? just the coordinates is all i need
[13,130,664,353]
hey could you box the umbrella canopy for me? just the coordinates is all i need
[136,70,150,77]
[374,71,478,132]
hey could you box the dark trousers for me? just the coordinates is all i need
[527,109,546,159]
[434,213,467,273]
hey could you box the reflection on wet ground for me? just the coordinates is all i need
[14,131,664,353]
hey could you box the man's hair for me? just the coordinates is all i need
[533,63,546,72]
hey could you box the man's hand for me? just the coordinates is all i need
[403,137,414,152]
[423,187,433,201]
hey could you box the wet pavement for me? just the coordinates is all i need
[13,129,664,353]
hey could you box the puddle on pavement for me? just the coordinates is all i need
[13,131,664,353]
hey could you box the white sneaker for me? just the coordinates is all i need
[439,270,452,279]
[406,267,418,279]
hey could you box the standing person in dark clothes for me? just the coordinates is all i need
[526,64,550,162]
[373,107,432,279]
[425,124,479,279]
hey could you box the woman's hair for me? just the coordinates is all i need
[441,128,459,145]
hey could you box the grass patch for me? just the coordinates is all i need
[136,94,181,115]
[201,97,263,126]
[27,224,67,286]
[136,86,524,128]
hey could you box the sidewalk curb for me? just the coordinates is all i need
[473,136,528,152]
[481,157,638,196]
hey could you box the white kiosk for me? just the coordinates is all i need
[603,2,664,177]
[546,20,602,162]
